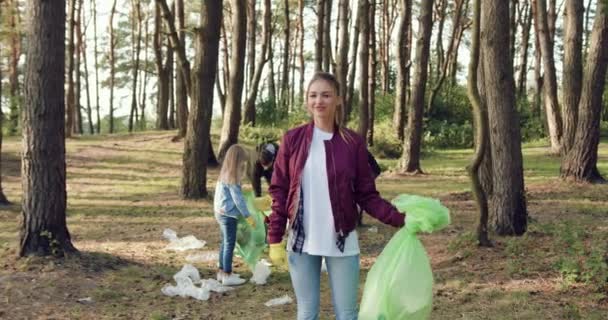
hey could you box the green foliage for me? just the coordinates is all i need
[424,120,474,149]
[369,121,403,159]
[428,84,472,126]
[238,123,284,146]
[374,93,396,122]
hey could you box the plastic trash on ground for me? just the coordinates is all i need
[359,194,450,320]
[250,259,272,285]
[235,192,269,269]
[161,264,232,301]
[264,294,293,307]
[185,251,219,263]
[163,228,206,251]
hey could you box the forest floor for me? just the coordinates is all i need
[0,130,607,320]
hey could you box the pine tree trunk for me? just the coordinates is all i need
[517,2,532,98]
[335,0,350,125]
[323,0,333,71]
[315,0,325,71]
[175,0,188,137]
[8,0,21,136]
[66,0,76,137]
[92,0,101,134]
[368,0,377,145]
[481,0,527,236]
[21,0,76,256]
[298,0,305,102]
[181,0,222,199]
[0,6,11,205]
[74,0,83,135]
[108,0,118,133]
[358,0,370,142]
[346,3,361,121]
[218,0,247,160]
[400,0,433,173]
[393,0,411,142]
[560,0,608,182]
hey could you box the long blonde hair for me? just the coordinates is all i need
[218,144,250,184]
[306,72,354,144]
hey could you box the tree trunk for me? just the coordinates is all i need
[393,0,411,142]
[358,0,370,142]
[315,0,325,71]
[481,0,527,236]
[243,0,271,126]
[368,0,377,145]
[218,0,247,160]
[532,0,543,117]
[335,0,350,124]
[154,4,170,130]
[92,0,101,134]
[346,2,362,120]
[561,0,584,154]
[80,0,94,135]
[537,0,563,153]
[323,0,333,71]
[510,0,518,66]
[517,2,532,98]
[21,0,77,257]
[279,0,290,114]
[180,0,222,199]
[434,0,447,80]
[245,0,256,95]
[560,0,608,183]
[174,0,188,137]
[66,0,76,137]
[399,0,433,173]
[108,0,117,133]
[0,6,10,205]
[74,0,83,135]
[8,0,21,136]
[466,0,491,247]
[129,0,143,133]
[298,0,305,103]
[140,14,150,130]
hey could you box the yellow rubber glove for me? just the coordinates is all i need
[246,216,256,228]
[269,242,287,268]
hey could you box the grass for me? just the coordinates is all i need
[0,130,607,319]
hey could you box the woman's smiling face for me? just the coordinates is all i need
[306,79,339,121]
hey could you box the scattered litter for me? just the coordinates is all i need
[185,251,218,263]
[163,228,206,251]
[161,264,232,301]
[250,259,272,285]
[76,297,93,304]
[264,294,293,307]
[367,226,378,233]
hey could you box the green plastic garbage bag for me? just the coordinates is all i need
[235,191,268,269]
[359,194,450,320]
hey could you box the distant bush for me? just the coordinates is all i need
[369,121,403,159]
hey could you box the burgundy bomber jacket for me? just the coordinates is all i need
[267,122,405,245]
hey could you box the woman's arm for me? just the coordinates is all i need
[267,135,291,244]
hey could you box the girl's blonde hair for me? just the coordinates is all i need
[306,72,354,144]
[218,144,250,184]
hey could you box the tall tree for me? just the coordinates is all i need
[393,0,411,141]
[345,1,362,120]
[481,0,527,235]
[74,0,83,135]
[108,0,117,133]
[298,0,305,102]
[368,0,377,145]
[80,0,94,134]
[175,0,188,138]
[66,0,76,137]
[516,1,533,98]
[358,0,370,142]
[532,0,543,116]
[8,0,21,135]
[154,3,170,130]
[315,0,325,71]
[243,0,271,126]
[466,0,490,246]
[561,0,584,154]
[20,0,76,256]
[92,0,101,134]
[399,0,433,173]
[335,0,350,125]
[323,0,333,71]
[279,0,290,113]
[560,0,608,182]
[536,0,563,154]
[0,5,10,205]
[217,0,247,160]
[129,0,143,133]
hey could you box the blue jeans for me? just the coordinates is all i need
[288,251,360,320]
[216,214,238,274]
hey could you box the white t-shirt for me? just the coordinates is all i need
[299,126,359,257]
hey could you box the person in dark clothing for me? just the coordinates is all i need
[251,141,279,197]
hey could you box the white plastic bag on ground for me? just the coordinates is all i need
[186,251,218,263]
[264,294,293,307]
[161,264,232,301]
[163,228,206,251]
[250,259,272,285]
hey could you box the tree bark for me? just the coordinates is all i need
[298,0,305,103]
[315,0,326,71]
[108,0,117,133]
[399,0,433,173]
[393,0,411,141]
[74,0,83,135]
[358,0,370,142]
[243,0,271,126]
[80,0,94,135]
[129,0,143,133]
[8,0,21,136]
[346,2,362,120]
[154,4,170,130]
[560,0,608,183]
[0,5,10,205]
[180,0,223,199]
[517,2,533,98]
[279,0,290,113]
[335,0,350,124]
[218,0,247,160]
[92,0,101,134]
[536,0,563,153]
[481,0,527,236]
[368,0,377,145]
[532,0,543,117]
[20,0,77,257]
[323,0,333,71]
[66,0,76,137]
[561,0,584,154]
